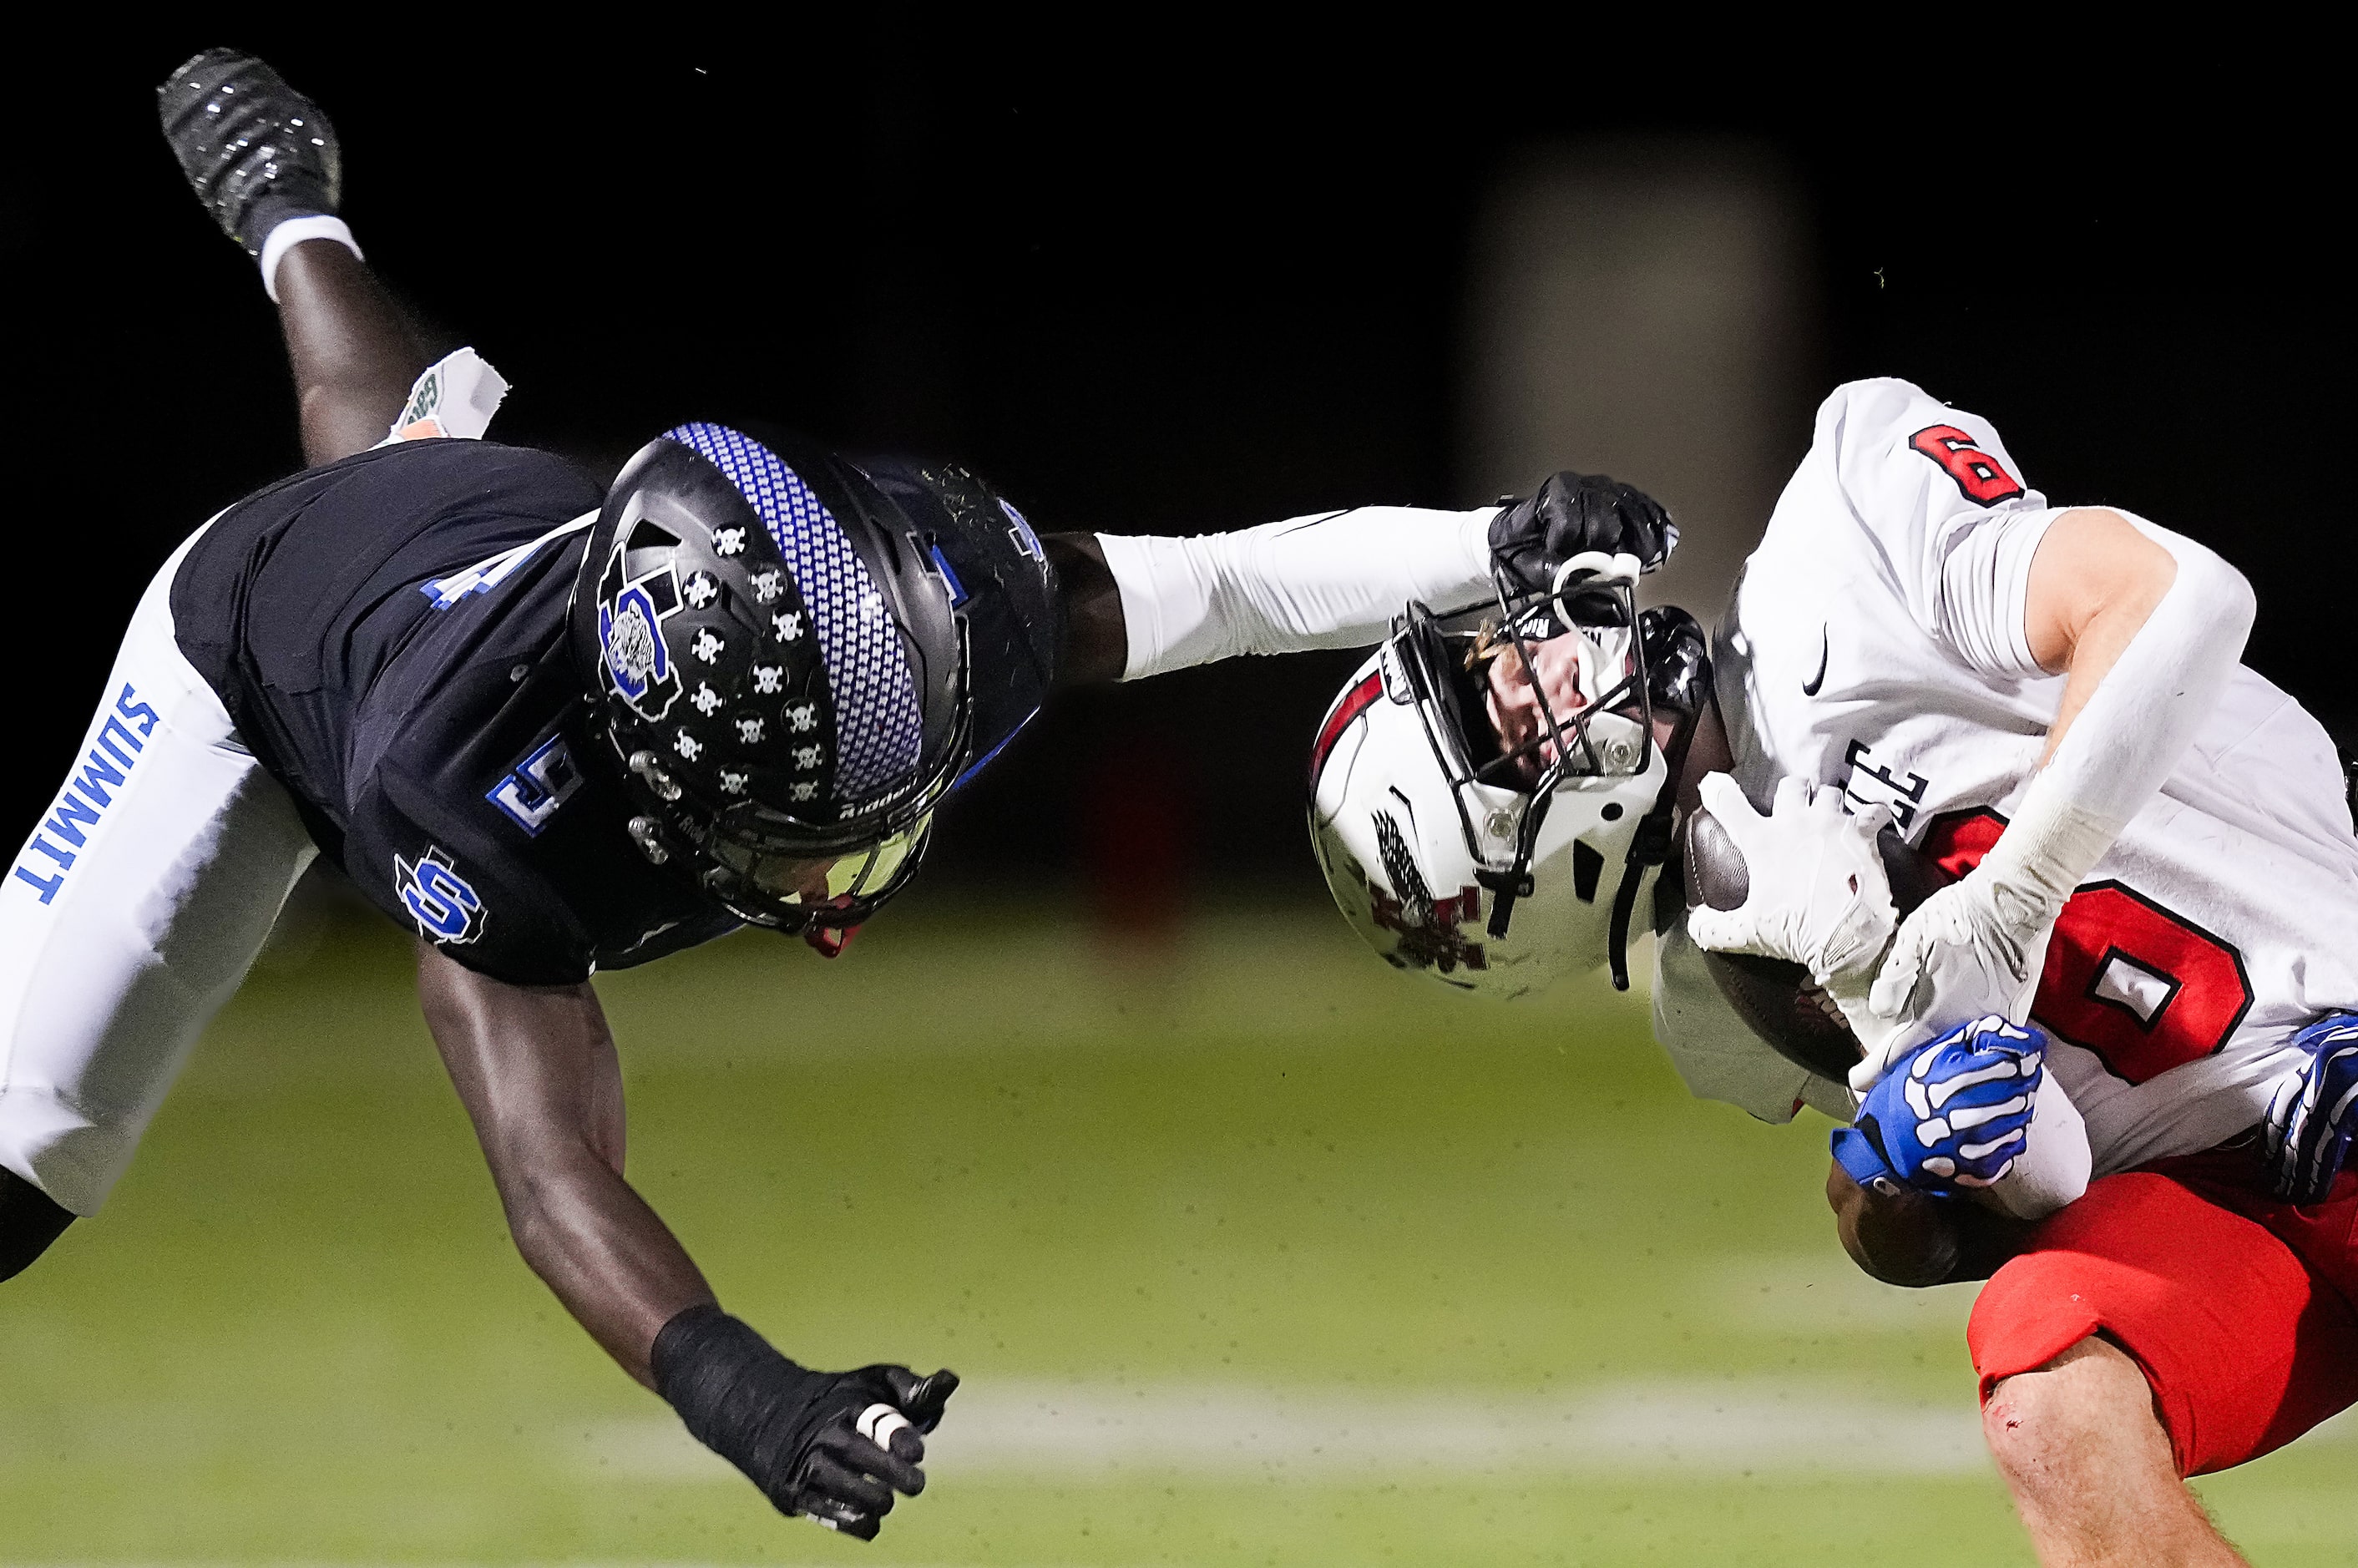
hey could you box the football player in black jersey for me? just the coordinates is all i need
[0,49,1135,1540]
[0,48,1669,1543]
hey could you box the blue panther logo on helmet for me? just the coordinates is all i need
[595,560,685,721]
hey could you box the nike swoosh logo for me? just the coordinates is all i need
[1801,627,1829,696]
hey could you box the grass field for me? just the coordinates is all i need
[3,888,2352,1565]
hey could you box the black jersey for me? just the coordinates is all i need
[171,439,739,985]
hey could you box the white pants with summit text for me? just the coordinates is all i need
[0,527,316,1214]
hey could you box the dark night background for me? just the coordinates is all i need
[9,28,2347,913]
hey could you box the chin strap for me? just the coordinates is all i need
[805,923,860,959]
[1604,705,1702,992]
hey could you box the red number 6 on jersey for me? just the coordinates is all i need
[1921,810,2254,1084]
[1910,424,2027,505]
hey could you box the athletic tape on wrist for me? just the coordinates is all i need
[650,1302,820,1500]
[260,215,363,303]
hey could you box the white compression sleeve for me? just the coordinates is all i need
[1097,507,1497,680]
[1981,513,2257,903]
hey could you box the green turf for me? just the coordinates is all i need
[1,889,2349,1564]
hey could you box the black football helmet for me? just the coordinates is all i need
[569,422,1059,931]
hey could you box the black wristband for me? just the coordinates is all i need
[651,1303,827,1510]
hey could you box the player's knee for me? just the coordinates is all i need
[1981,1336,2145,1492]
[1,1169,77,1282]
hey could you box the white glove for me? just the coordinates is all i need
[1685,774,1898,999]
[1849,857,2066,1092]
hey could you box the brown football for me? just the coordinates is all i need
[1680,807,1956,1084]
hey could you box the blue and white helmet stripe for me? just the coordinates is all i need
[664,422,923,804]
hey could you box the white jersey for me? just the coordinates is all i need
[1657,377,2358,1176]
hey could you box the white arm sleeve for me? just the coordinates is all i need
[1096,506,1497,680]
[1982,513,2257,899]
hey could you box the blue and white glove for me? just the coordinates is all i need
[2262,1013,2358,1205]
[1833,1016,2046,1196]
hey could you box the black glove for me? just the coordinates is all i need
[1489,471,1677,593]
[652,1304,958,1540]
[157,48,342,255]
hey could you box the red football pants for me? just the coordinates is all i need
[1969,1141,2358,1476]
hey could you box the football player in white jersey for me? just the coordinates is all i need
[1277,379,2358,1565]
[865,359,2350,1559]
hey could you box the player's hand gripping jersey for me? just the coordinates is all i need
[170,438,739,984]
[1661,378,2358,1174]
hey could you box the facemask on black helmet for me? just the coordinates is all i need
[569,422,1060,933]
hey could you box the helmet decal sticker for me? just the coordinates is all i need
[1374,810,1433,927]
[665,422,922,804]
[395,846,487,944]
[1369,810,1487,974]
[597,565,683,721]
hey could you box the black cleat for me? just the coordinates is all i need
[158,48,342,255]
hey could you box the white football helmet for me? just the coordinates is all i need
[1308,554,1709,999]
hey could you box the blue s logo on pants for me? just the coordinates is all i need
[396,846,488,944]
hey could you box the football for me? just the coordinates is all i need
[1680,806,1956,1083]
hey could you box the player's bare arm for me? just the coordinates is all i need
[417,946,954,1532]
[414,942,711,1383]
[1043,532,1126,683]
[2020,507,2178,761]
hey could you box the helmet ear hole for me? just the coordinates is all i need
[623,520,681,579]
[1572,840,1604,903]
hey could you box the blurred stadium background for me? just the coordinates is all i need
[5,26,2352,1566]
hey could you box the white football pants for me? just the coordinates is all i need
[0,525,316,1215]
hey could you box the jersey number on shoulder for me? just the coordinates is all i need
[1910,424,2026,505]
[1923,809,2254,1084]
